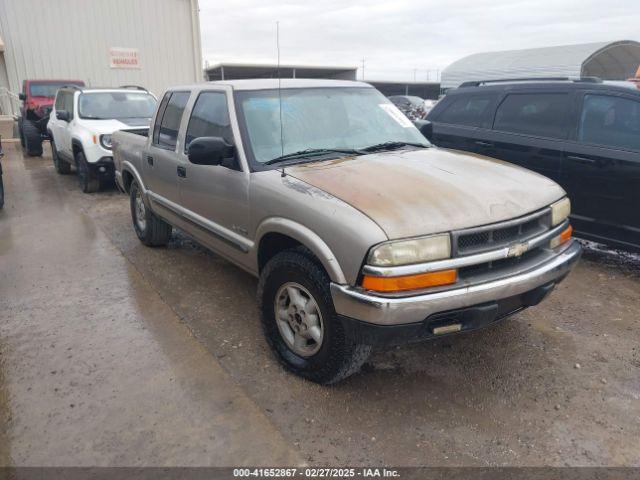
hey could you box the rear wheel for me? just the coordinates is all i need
[51,139,70,174]
[76,150,100,193]
[22,119,43,157]
[258,248,371,384]
[130,180,172,246]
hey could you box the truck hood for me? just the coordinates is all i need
[286,148,565,239]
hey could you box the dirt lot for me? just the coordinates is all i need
[1,145,639,466]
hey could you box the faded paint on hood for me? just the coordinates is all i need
[287,148,565,239]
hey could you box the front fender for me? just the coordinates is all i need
[254,217,347,284]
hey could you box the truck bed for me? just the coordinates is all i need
[112,129,148,189]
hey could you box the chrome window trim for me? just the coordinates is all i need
[362,220,569,277]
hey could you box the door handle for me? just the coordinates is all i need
[145,155,154,166]
[475,140,494,148]
[177,166,186,178]
[566,155,597,165]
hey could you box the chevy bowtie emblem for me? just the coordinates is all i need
[508,242,529,257]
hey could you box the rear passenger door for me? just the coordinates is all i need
[428,92,498,152]
[145,90,190,208]
[563,91,640,247]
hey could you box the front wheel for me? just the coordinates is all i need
[76,151,100,193]
[130,180,172,246]
[258,248,371,384]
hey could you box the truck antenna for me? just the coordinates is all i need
[277,21,286,177]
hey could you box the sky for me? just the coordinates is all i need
[198,0,640,82]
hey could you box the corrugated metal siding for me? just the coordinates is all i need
[440,41,631,90]
[0,0,201,96]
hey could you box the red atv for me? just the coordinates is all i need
[18,79,84,156]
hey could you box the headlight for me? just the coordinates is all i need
[551,197,571,226]
[368,234,451,266]
[100,134,112,150]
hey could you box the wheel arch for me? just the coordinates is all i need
[255,217,347,284]
[71,138,84,159]
[120,162,146,194]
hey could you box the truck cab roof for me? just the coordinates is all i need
[168,78,372,92]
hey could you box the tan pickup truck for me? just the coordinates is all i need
[113,79,581,384]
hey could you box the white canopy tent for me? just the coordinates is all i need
[441,40,640,91]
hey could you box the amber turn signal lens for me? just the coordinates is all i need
[362,269,458,293]
[550,224,573,248]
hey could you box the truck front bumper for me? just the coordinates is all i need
[331,240,581,342]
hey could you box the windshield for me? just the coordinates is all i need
[29,83,77,98]
[236,87,429,165]
[78,92,157,120]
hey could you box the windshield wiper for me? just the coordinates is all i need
[359,141,429,153]
[264,148,361,165]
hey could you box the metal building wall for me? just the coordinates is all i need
[0,0,202,97]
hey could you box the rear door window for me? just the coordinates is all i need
[493,93,570,139]
[154,91,190,150]
[184,92,233,151]
[578,94,640,151]
[436,94,497,127]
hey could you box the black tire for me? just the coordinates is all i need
[258,248,371,384]
[76,150,100,193]
[51,138,70,174]
[21,119,43,157]
[0,176,4,209]
[130,180,172,246]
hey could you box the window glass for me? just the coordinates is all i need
[54,92,65,110]
[155,91,190,150]
[63,92,75,117]
[185,92,232,151]
[579,94,640,151]
[494,93,570,139]
[78,92,156,120]
[438,94,496,127]
[152,92,172,145]
[29,82,72,98]
[236,87,429,164]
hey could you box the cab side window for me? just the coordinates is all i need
[184,92,233,151]
[579,94,640,151]
[153,91,190,150]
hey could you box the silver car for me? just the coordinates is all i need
[113,79,581,384]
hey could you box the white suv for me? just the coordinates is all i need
[48,86,157,192]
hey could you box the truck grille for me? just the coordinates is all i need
[453,208,551,256]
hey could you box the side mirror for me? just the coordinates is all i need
[19,93,26,101]
[56,110,70,122]
[414,119,433,141]
[187,136,235,166]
